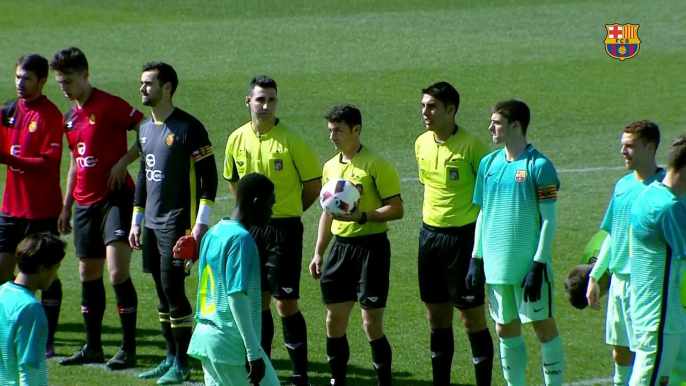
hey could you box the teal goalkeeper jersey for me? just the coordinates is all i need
[0,282,48,386]
[473,144,560,284]
[600,169,666,275]
[629,181,686,334]
[187,219,262,365]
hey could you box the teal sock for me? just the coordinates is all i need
[541,336,565,386]
[499,335,527,386]
[614,364,632,385]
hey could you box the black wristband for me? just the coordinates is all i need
[358,212,368,225]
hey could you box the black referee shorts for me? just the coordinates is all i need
[142,224,189,276]
[417,222,485,309]
[320,232,391,309]
[73,188,133,259]
[0,214,59,253]
[249,217,304,300]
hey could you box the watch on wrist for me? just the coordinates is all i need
[358,212,368,225]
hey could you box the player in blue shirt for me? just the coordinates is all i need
[0,232,66,386]
[585,121,664,385]
[628,135,686,386]
[467,100,564,386]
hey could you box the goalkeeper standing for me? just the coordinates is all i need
[466,99,565,386]
[129,62,218,385]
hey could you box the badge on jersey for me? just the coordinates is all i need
[515,170,527,182]
[166,134,174,147]
[449,169,459,181]
[604,23,641,61]
[89,113,96,125]
[274,159,283,171]
[28,121,37,133]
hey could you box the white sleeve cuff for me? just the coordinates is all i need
[132,210,144,226]
[195,203,212,225]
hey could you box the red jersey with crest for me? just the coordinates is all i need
[64,88,144,206]
[0,96,64,219]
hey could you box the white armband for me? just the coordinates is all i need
[195,202,213,225]
[132,207,145,226]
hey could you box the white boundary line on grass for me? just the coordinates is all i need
[216,165,627,201]
[562,376,613,385]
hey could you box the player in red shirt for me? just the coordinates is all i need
[50,47,144,371]
[0,54,65,359]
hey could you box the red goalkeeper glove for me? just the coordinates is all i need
[174,235,199,263]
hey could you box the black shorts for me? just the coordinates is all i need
[320,232,391,309]
[73,189,133,259]
[141,224,189,275]
[417,222,485,309]
[249,217,304,299]
[0,214,59,253]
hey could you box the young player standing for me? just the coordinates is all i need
[414,82,494,386]
[0,233,66,386]
[186,173,280,386]
[130,62,218,385]
[585,121,665,385]
[628,135,686,386]
[223,76,321,386]
[310,104,404,386]
[0,54,65,358]
[466,99,565,385]
[52,47,143,370]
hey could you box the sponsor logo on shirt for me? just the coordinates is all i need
[145,154,164,182]
[75,142,97,168]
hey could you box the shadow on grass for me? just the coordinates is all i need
[55,322,162,338]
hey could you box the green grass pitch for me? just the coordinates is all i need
[1,0,685,385]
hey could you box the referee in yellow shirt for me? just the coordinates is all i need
[415,82,494,386]
[310,104,403,386]
[223,76,322,386]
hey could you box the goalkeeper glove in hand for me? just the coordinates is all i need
[247,357,266,385]
[521,261,547,302]
[465,258,486,291]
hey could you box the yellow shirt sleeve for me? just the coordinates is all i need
[374,157,402,201]
[291,135,322,182]
[222,137,238,181]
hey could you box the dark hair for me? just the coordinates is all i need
[16,54,49,80]
[236,173,275,208]
[248,76,277,95]
[623,120,660,150]
[667,134,686,171]
[325,104,362,130]
[142,61,179,97]
[492,99,531,134]
[564,264,592,310]
[422,81,460,116]
[50,47,89,74]
[15,233,66,275]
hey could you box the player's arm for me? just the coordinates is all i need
[589,235,611,280]
[532,160,561,263]
[311,210,334,279]
[362,159,404,223]
[659,201,686,260]
[292,137,323,212]
[130,150,147,248]
[186,124,218,227]
[16,304,48,386]
[222,139,239,199]
[0,113,63,173]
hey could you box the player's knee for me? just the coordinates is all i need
[275,298,299,317]
[612,346,634,365]
[362,316,384,341]
[532,318,559,343]
[326,310,349,337]
[426,304,453,330]
[458,306,488,334]
[495,320,522,338]
[79,258,105,282]
[108,268,129,286]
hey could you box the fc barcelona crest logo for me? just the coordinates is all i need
[604,23,641,61]
[165,134,174,147]
[515,170,526,182]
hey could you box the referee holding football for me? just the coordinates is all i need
[415,82,494,386]
[223,76,321,386]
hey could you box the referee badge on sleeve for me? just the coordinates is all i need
[274,159,283,171]
[449,169,459,180]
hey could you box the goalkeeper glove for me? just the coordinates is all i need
[521,261,546,302]
[174,235,198,272]
[465,258,486,292]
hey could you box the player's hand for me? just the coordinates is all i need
[191,223,209,250]
[107,160,128,191]
[465,257,486,291]
[309,254,324,280]
[331,200,362,222]
[247,357,266,385]
[521,261,546,303]
[57,207,72,235]
[129,225,142,250]
[586,277,601,310]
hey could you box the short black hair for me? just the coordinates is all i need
[492,99,531,134]
[236,173,275,208]
[15,233,66,275]
[667,134,686,172]
[248,76,277,95]
[16,54,49,80]
[50,47,89,74]
[422,81,460,116]
[564,264,592,310]
[142,61,179,97]
[325,104,362,130]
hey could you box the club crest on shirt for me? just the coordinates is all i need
[515,170,527,182]
[28,120,37,132]
[165,134,174,147]
[274,159,283,171]
[89,113,96,125]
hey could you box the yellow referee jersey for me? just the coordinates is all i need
[223,120,322,218]
[415,127,490,227]
[323,145,401,238]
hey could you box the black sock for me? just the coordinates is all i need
[262,310,274,359]
[41,278,62,347]
[430,327,454,386]
[282,311,309,380]
[82,278,106,351]
[113,277,138,353]
[159,312,175,362]
[170,315,193,367]
[370,335,393,386]
[327,335,350,384]
[468,329,494,386]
